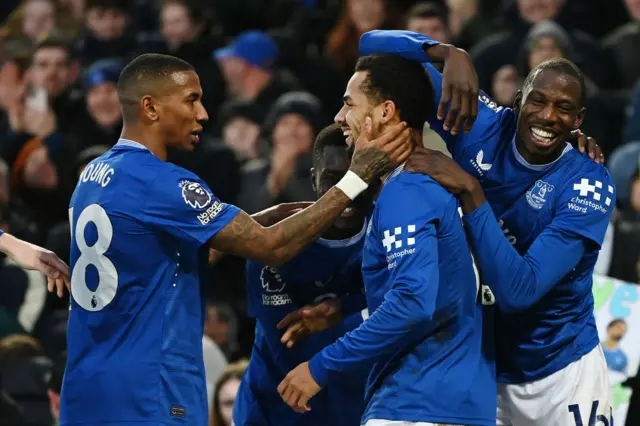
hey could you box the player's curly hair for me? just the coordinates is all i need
[355,53,434,131]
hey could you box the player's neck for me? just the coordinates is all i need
[380,130,421,182]
[514,136,564,165]
[120,126,168,161]
[603,338,619,350]
[321,220,365,241]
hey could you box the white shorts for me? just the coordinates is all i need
[497,345,613,426]
[364,421,459,426]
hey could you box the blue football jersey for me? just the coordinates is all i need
[360,30,615,384]
[309,168,496,426]
[234,229,368,426]
[61,139,240,426]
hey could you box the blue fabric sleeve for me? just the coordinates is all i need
[359,30,439,63]
[143,168,240,246]
[463,202,584,313]
[0,230,4,237]
[308,185,440,386]
[463,170,614,313]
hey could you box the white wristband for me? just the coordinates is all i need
[335,170,369,200]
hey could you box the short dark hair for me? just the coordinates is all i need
[85,0,128,12]
[406,1,448,25]
[312,123,347,167]
[607,318,626,329]
[523,58,585,104]
[33,32,72,61]
[117,53,194,121]
[355,54,433,130]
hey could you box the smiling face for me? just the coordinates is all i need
[334,71,379,148]
[147,70,208,151]
[515,67,584,163]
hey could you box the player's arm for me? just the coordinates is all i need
[210,121,411,267]
[307,191,440,386]
[360,30,507,151]
[0,230,70,297]
[360,30,482,136]
[207,202,313,265]
[459,175,614,313]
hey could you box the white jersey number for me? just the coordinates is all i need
[69,204,118,311]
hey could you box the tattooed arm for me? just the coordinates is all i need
[209,121,411,267]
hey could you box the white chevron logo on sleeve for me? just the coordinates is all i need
[476,150,492,171]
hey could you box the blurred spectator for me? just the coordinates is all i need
[210,359,248,426]
[601,170,640,283]
[492,64,519,107]
[445,0,497,51]
[325,0,401,80]
[236,92,321,213]
[518,21,599,96]
[203,330,228,418]
[608,142,640,208]
[205,302,241,362]
[0,334,53,425]
[65,59,122,155]
[137,0,227,128]
[74,0,136,66]
[602,0,640,89]
[624,81,640,143]
[46,351,65,424]
[218,99,265,163]
[405,2,451,43]
[214,30,301,115]
[471,0,611,96]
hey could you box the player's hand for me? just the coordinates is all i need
[570,130,604,164]
[0,234,70,297]
[431,45,479,135]
[349,117,412,183]
[277,299,342,348]
[252,202,314,227]
[406,146,473,194]
[406,146,486,213]
[278,362,322,413]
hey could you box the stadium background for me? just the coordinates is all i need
[0,0,639,424]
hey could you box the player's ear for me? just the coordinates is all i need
[141,95,159,121]
[513,90,523,113]
[310,168,317,192]
[379,100,396,125]
[573,106,586,130]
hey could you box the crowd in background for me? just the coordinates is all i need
[0,0,639,425]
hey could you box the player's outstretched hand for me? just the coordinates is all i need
[278,362,322,413]
[0,233,70,298]
[277,299,342,348]
[437,46,479,135]
[252,202,314,227]
[349,117,412,184]
[570,130,604,163]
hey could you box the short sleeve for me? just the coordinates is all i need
[552,169,615,247]
[143,168,240,246]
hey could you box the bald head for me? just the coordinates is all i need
[117,53,195,122]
